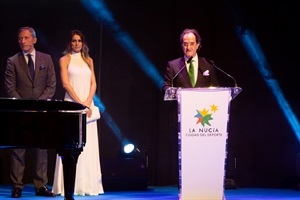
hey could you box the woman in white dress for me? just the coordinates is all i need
[52,30,104,196]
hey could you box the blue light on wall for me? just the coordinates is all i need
[82,0,164,151]
[81,0,163,88]
[236,27,300,141]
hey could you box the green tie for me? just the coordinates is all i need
[188,60,195,87]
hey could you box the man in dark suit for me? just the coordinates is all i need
[162,28,219,91]
[162,28,220,186]
[4,26,56,198]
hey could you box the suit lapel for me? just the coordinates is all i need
[34,51,44,81]
[35,51,39,79]
[18,52,32,81]
[178,58,192,87]
[195,58,209,87]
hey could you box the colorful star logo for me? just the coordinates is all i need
[194,104,218,126]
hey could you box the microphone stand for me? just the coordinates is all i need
[208,59,238,88]
[164,57,193,101]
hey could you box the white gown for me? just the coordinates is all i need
[52,52,104,196]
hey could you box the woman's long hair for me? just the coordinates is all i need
[63,29,90,61]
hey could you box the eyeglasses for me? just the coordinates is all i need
[182,42,197,48]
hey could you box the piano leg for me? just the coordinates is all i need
[58,148,82,200]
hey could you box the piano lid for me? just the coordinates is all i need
[0,98,87,149]
[0,97,87,113]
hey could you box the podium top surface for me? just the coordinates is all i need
[164,87,242,101]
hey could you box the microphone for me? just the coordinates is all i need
[206,59,238,87]
[171,56,193,87]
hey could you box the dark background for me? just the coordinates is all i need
[0,0,299,189]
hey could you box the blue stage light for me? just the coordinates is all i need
[124,143,135,154]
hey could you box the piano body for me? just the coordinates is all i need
[0,98,87,200]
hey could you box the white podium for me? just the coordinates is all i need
[165,87,242,200]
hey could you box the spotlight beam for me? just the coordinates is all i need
[93,96,125,143]
[236,27,300,141]
[81,0,164,150]
[81,0,163,88]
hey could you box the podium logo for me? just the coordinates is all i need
[194,104,218,127]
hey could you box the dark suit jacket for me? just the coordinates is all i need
[4,51,56,100]
[162,56,219,93]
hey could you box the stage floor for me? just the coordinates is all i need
[0,184,300,199]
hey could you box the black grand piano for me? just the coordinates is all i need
[0,98,87,200]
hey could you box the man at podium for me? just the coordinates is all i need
[162,28,220,186]
[162,28,219,92]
